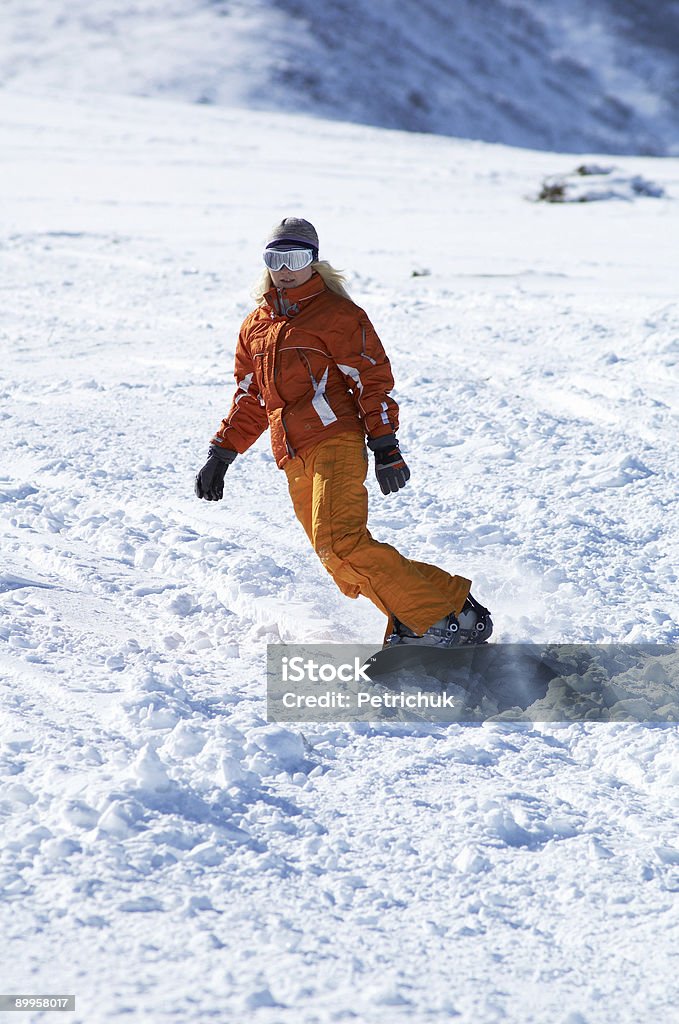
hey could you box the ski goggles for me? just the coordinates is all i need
[263,248,315,272]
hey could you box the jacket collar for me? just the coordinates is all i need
[265,272,326,318]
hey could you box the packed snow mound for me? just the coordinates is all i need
[1,0,679,154]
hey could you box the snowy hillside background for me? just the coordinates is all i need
[2,3,679,1024]
[2,0,679,154]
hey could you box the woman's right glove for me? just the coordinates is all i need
[195,445,237,501]
[368,434,411,495]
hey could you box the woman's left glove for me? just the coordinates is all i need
[195,445,237,501]
[368,434,411,495]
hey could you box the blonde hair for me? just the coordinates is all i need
[252,260,352,305]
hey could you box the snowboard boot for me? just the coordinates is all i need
[388,593,493,647]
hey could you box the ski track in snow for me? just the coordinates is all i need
[1,92,679,1022]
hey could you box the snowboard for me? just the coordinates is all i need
[363,642,559,714]
[361,642,678,721]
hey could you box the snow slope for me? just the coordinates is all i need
[1,0,679,154]
[1,90,679,1022]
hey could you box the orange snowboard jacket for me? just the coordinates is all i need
[211,273,399,468]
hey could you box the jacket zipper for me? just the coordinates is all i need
[271,320,296,458]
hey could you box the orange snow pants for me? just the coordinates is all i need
[284,432,471,638]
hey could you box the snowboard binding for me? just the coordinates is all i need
[387,593,493,648]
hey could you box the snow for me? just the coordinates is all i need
[1,71,679,1024]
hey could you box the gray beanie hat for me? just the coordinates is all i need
[265,216,319,252]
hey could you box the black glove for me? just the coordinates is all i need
[368,434,411,495]
[195,445,237,501]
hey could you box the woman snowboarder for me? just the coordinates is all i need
[195,217,492,646]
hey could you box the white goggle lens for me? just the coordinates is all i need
[264,248,314,272]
